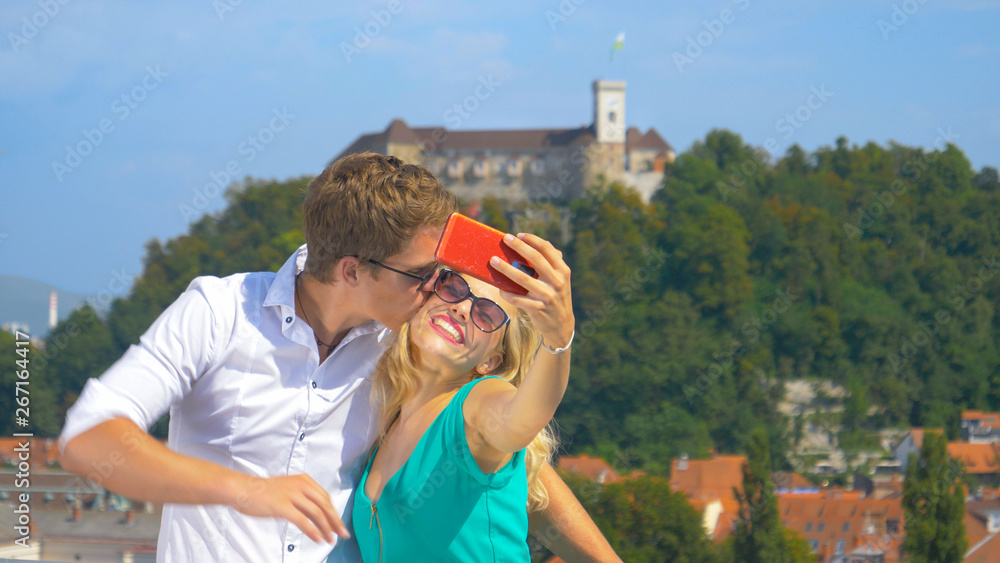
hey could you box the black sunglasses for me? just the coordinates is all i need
[366,259,439,286]
[434,270,510,333]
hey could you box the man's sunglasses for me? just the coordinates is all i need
[433,270,510,333]
[366,259,439,286]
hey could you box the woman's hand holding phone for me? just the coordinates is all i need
[490,232,574,352]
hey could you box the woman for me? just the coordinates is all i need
[353,232,574,562]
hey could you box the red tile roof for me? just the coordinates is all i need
[0,437,62,470]
[773,471,816,491]
[964,410,1000,429]
[778,492,904,563]
[964,499,1000,563]
[964,531,1000,563]
[669,454,746,503]
[908,427,943,449]
[947,442,1000,475]
[557,454,623,484]
[669,454,747,541]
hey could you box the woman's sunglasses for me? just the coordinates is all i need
[433,270,510,333]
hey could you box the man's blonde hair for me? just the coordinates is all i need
[303,152,457,282]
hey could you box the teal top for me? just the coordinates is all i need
[351,376,529,562]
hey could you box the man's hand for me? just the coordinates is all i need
[62,418,347,545]
[229,473,350,543]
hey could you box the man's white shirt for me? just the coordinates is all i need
[60,245,388,563]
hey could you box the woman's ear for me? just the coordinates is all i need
[476,352,504,375]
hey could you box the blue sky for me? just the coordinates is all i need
[1,0,998,297]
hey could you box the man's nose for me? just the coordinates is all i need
[415,290,431,308]
[420,269,442,292]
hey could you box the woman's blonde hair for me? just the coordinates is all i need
[370,307,558,511]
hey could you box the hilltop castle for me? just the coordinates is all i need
[333,80,674,203]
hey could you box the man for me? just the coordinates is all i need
[60,153,619,562]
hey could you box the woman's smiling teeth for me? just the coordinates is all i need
[431,316,464,344]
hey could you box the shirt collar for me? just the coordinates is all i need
[263,244,386,338]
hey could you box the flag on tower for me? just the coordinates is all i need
[610,33,625,62]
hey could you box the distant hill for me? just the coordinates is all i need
[0,275,112,338]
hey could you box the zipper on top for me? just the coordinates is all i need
[369,504,383,563]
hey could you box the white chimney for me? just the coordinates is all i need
[988,511,1000,533]
[678,453,689,471]
[48,291,57,329]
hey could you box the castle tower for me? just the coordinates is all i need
[592,80,626,143]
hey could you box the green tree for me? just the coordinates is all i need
[1,330,62,436]
[476,197,511,232]
[902,431,967,563]
[559,471,723,563]
[733,428,815,563]
[42,305,118,414]
[662,196,753,322]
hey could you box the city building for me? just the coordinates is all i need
[892,428,942,472]
[2,321,30,335]
[778,489,904,563]
[965,497,1000,562]
[0,437,62,471]
[0,507,158,562]
[333,80,674,203]
[669,453,747,541]
[962,410,1000,444]
[1,437,165,561]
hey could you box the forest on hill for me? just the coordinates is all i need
[4,129,999,480]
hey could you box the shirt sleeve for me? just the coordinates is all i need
[59,276,225,452]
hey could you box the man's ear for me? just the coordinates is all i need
[476,352,504,375]
[338,257,362,288]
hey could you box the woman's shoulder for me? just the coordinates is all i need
[456,375,515,408]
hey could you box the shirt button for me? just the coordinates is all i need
[287,544,295,552]
[311,381,317,389]
[285,316,292,323]
[299,433,305,441]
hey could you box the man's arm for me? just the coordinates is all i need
[529,463,622,563]
[62,417,349,543]
[59,277,346,544]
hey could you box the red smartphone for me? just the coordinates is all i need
[434,212,537,296]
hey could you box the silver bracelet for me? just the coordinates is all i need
[541,330,574,354]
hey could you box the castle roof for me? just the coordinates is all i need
[410,125,596,152]
[626,126,673,153]
[337,116,674,164]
